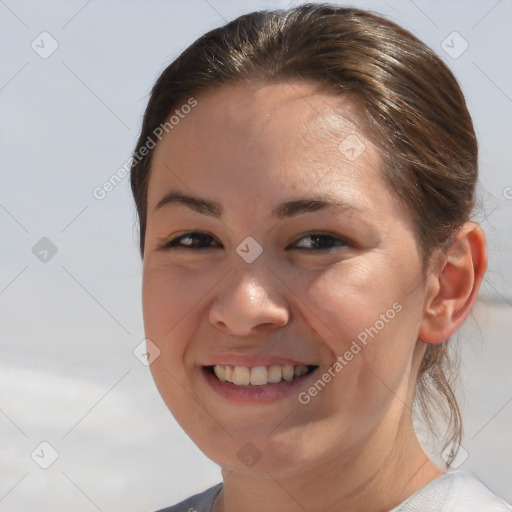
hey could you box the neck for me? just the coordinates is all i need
[213,412,443,512]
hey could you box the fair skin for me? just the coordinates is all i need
[142,80,486,512]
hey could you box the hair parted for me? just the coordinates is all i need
[131,3,478,464]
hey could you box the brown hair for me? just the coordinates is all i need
[130,3,478,464]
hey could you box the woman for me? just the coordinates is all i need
[130,4,510,511]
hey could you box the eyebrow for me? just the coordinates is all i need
[154,191,361,218]
[155,192,222,217]
[271,197,359,218]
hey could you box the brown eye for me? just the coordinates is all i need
[291,233,349,251]
[162,232,221,250]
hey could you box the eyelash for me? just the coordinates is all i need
[161,232,221,250]
[160,232,349,252]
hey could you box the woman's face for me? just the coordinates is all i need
[142,81,431,475]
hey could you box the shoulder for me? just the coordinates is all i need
[155,483,223,512]
[391,471,511,511]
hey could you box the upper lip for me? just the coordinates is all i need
[202,355,318,367]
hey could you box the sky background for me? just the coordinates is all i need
[1,0,511,510]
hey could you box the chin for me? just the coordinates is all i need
[190,422,331,477]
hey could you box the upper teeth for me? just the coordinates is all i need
[213,364,310,386]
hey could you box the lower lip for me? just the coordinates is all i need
[201,367,318,403]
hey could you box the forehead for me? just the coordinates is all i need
[189,80,361,132]
[165,81,367,160]
[149,80,383,202]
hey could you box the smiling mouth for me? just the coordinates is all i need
[205,364,318,386]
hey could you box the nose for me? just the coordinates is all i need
[209,265,290,336]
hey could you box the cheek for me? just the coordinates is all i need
[142,265,208,336]
[290,265,424,446]
[298,261,398,338]
[141,265,207,374]
[296,257,424,379]
[142,266,208,418]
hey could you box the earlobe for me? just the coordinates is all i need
[418,222,487,344]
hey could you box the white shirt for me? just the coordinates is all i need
[156,471,511,511]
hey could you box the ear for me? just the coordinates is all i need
[418,222,487,344]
